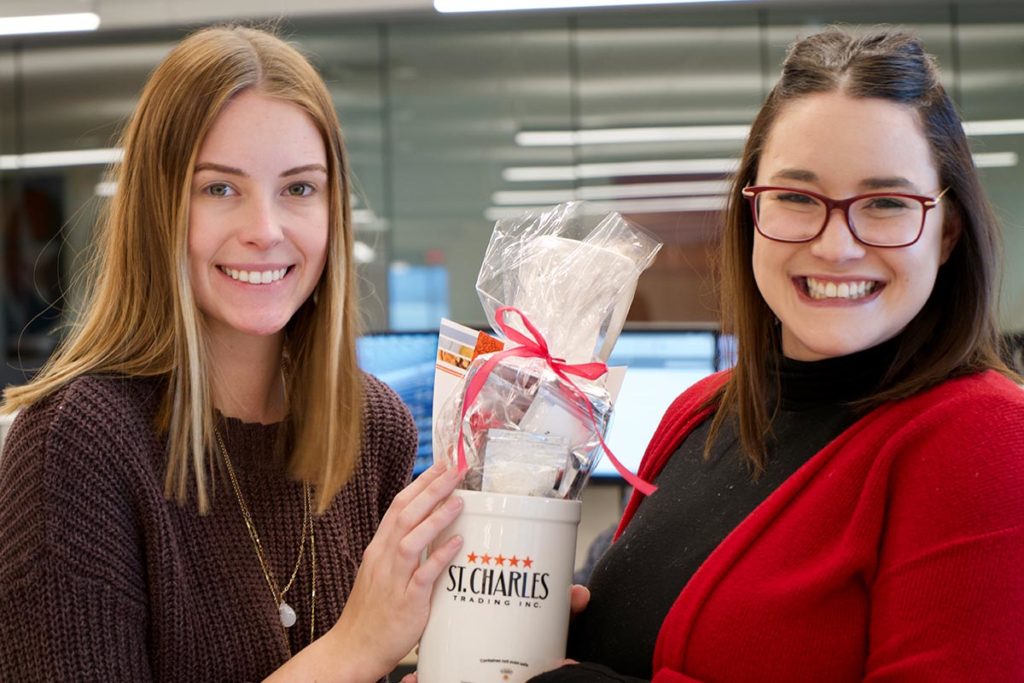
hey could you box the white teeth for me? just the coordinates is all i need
[221,267,287,285]
[805,277,878,300]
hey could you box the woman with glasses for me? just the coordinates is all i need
[530,27,1024,683]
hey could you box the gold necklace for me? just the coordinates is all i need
[216,428,317,644]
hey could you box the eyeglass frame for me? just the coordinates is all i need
[741,185,950,248]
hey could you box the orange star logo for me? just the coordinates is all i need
[495,554,506,566]
[466,552,478,564]
[508,555,520,567]
[481,553,492,565]
[522,556,534,569]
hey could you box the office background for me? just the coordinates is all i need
[1,0,1022,567]
[2,1,1023,362]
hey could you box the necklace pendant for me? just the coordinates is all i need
[279,601,297,628]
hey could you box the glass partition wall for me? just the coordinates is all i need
[0,2,1022,381]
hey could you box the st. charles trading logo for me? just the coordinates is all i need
[445,550,550,608]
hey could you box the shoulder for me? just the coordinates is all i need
[880,370,1024,445]
[0,375,161,585]
[6,374,163,460]
[866,371,1024,538]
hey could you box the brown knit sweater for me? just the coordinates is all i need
[0,373,417,682]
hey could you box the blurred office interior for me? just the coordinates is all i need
[1,0,1022,587]
[2,0,1023,369]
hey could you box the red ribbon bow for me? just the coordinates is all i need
[455,305,657,496]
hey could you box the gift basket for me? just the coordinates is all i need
[435,201,662,498]
[417,203,661,683]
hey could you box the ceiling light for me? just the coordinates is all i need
[436,0,742,11]
[94,180,117,197]
[0,147,121,170]
[972,152,1018,168]
[516,125,750,146]
[492,179,731,205]
[516,118,1024,149]
[503,158,739,182]
[963,120,1024,136]
[0,12,100,37]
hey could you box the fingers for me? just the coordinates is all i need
[397,492,464,564]
[388,461,450,511]
[410,532,463,593]
[569,584,590,617]
[393,467,463,539]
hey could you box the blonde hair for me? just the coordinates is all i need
[3,25,363,514]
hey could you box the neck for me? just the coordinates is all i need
[206,328,287,425]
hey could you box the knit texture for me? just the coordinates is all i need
[0,373,417,682]
[613,369,1024,683]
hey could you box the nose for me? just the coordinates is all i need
[238,194,284,250]
[809,207,866,262]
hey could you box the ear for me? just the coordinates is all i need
[938,206,962,265]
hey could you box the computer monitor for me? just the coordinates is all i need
[593,329,720,480]
[356,331,439,475]
[357,327,729,480]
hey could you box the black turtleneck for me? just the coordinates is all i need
[551,338,900,682]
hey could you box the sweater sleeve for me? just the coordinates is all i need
[864,379,1024,681]
[0,382,153,682]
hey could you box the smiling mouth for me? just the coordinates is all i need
[218,265,292,285]
[799,276,882,301]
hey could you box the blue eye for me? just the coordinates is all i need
[205,183,235,197]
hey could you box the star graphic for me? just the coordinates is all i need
[466,552,478,564]
[522,556,534,569]
[481,553,492,565]
[508,555,520,567]
[495,554,506,566]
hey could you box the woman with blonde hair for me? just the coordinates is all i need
[0,25,463,681]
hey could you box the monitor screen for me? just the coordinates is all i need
[593,330,719,480]
[357,331,439,475]
[357,328,727,480]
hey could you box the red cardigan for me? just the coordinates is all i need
[616,370,1024,682]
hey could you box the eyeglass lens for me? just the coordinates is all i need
[754,190,924,246]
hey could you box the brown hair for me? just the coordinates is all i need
[709,27,1018,474]
[3,25,363,513]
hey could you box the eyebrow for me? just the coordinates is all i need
[193,162,328,178]
[769,168,918,192]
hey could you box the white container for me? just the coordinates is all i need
[417,489,582,683]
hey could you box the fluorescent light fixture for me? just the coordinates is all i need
[492,179,731,205]
[503,157,739,182]
[516,125,750,146]
[515,118,1024,148]
[437,0,742,12]
[486,194,727,221]
[972,152,1018,168]
[352,240,377,264]
[0,12,100,37]
[963,119,1024,136]
[0,147,122,170]
[94,180,117,197]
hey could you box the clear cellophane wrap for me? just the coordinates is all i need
[435,203,662,499]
